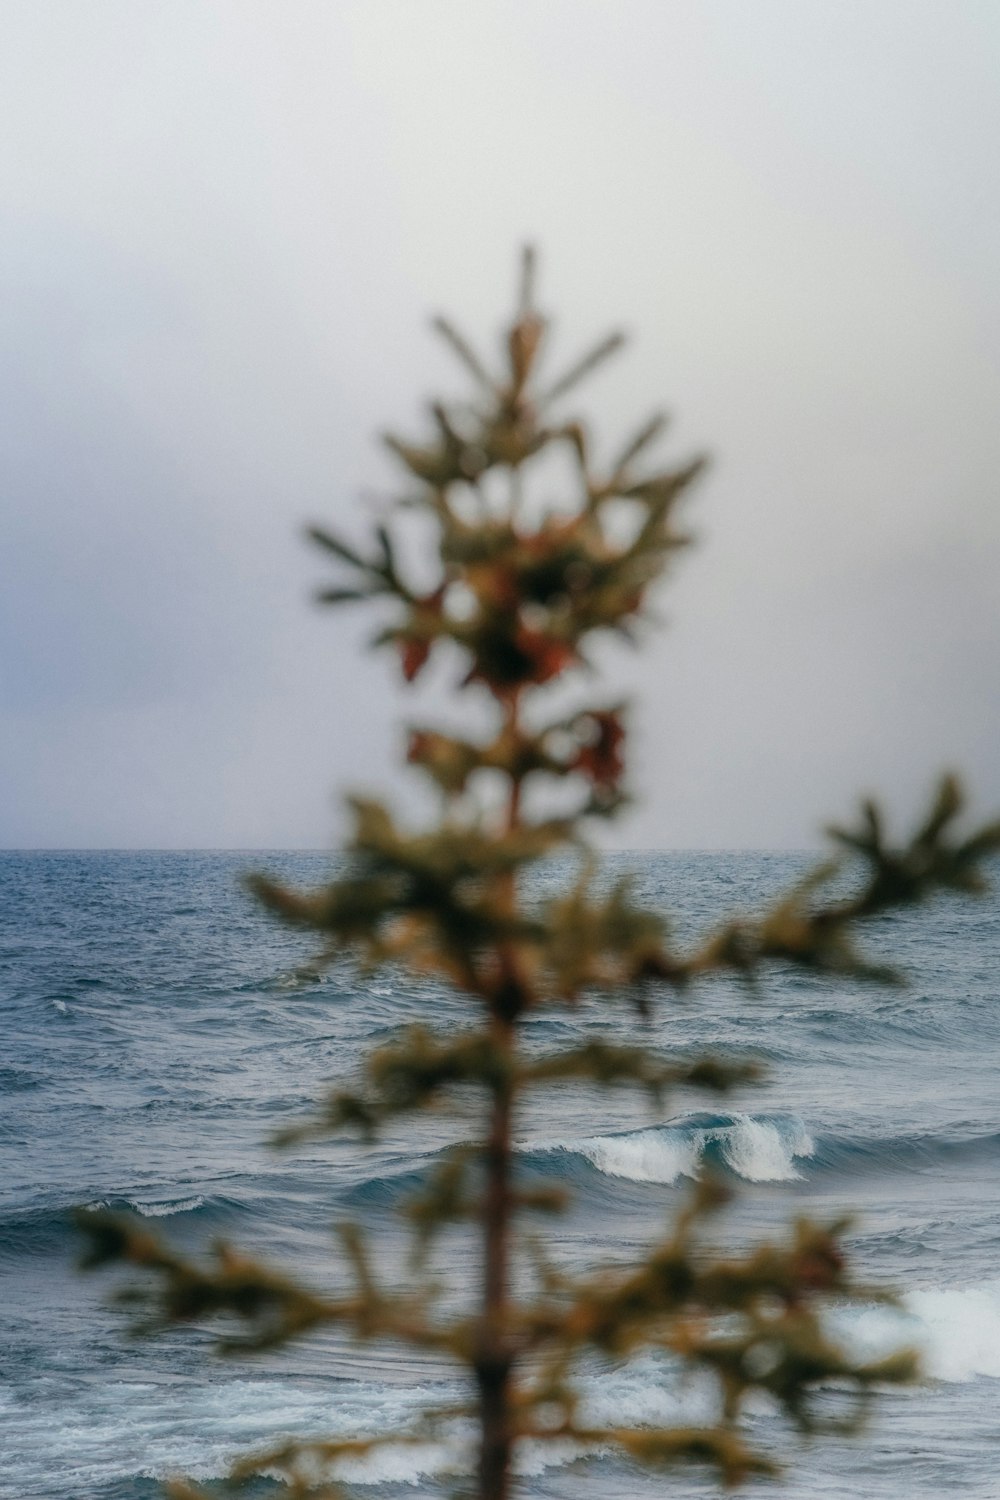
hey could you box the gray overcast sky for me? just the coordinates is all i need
[1,0,998,849]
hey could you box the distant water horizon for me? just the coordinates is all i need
[0,843,826,854]
[3,849,998,1498]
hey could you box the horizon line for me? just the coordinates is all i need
[0,844,823,855]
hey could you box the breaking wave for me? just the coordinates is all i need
[534,1112,816,1184]
[525,1117,1000,1189]
[837,1279,1000,1385]
[2,1193,218,1260]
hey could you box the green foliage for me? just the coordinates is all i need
[78,250,1000,1500]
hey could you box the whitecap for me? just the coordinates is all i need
[719,1114,814,1182]
[325,1436,469,1485]
[906,1280,1000,1382]
[830,1278,1000,1385]
[542,1113,814,1185]
[572,1128,701,1184]
[126,1195,205,1218]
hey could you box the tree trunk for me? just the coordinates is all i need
[476,1016,515,1500]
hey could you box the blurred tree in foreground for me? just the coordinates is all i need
[79,251,1000,1500]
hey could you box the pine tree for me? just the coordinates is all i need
[79,250,1000,1500]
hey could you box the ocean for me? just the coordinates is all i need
[2,848,999,1499]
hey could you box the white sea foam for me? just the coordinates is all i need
[548,1113,815,1185]
[314,1435,468,1485]
[0,1354,713,1493]
[1,1373,468,1492]
[340,1280,1000,1489]
[128,1194,206,1218]
[9,1282,999,1497]
[907,1281,1000,1382]
[831,1279,1000,1385]
[83,1194,206,1218]
[571,1127,702,1184]
[323,1354,715,1485]
[326,1354,720,1484]
[275,1429,592,1487]
[720,1114,814,1182]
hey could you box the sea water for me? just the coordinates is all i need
[2,849,999,1499]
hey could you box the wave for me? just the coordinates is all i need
[341,1158,432,1211]
[1,1193,223,1260]
[811,1126,1000,1179]
[297,1118,1000,1221]
[343,1113,817,1209]
[833,1278,1000,1384]
[97,1194,206,1219]
[531,1112,816,1185]
[907,1281,1000,1381]
[526,1116,1000,1190]
[6,1119,998,1270]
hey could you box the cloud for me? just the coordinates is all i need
[1,1,997,846]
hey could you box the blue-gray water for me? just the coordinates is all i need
[2,850,999,1499]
